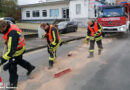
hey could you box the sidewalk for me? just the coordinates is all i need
[0,30,86,55]
[25,30,86,52]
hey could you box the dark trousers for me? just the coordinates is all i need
[8,55,33,86]
[89,39,103,53]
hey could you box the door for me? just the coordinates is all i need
[62,8,69,19]
[67,22,74,32]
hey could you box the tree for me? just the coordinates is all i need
[0,0,21,20]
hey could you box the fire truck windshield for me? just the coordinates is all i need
[99,7,125,17]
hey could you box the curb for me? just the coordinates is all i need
[22,29,37,33]
[24,34,38,39]
[25,36,85,53]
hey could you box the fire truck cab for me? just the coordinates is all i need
[121,2,130,29]
[97,3,130,33]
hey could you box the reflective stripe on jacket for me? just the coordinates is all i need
[2,24,26,60]
[88,22,102,37]
[3,24,25,50]
[48,25,61,45]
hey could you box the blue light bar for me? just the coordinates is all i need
[120,1,128,4]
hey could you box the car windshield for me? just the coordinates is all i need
[99,7,125,17]
[57,21,68,26]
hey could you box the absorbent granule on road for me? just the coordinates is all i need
[18,38,113,90]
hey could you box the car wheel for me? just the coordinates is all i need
[66,29,69,33]
[74,28,77,32]
[72,28,75,32]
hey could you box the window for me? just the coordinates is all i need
[42,10,47,17]
[62,8,69,18]
[129,6,130,15]
[101,7,124,17]
[67,22,75,26]
[76,4,81,15]
[50,9,59,17]
[32,10,40,17]
[26,11,30,17]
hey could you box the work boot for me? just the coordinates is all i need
[6,84,17,90]
[27,66,35,76]
[88,52,94,58]
[98,50,102,55]
[48,61,54,69]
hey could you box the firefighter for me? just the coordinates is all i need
[40,22,61,69]
[0,20,35,89]
[86,19,103,58]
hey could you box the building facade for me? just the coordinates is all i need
[105,0,116,4]
[20,0,69,23]
[69,0,88,27]
[20,0,105,26]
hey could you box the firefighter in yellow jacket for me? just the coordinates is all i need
[40,22,61,69]
[0,20,35,89]
[86,20,103,58]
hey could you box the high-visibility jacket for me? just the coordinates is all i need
[46,25,61,46]
[88,22,102,37]
[3,24,25,49]
[49,25,60,43]
[2,24,26,60]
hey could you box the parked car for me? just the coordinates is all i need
[53,19,69,25]
[0,17,15,24]
[57,21,78,34]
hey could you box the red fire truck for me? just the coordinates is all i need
[97,2,130,34]
[121,2,130,26]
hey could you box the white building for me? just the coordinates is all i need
[105,0,116,4]
[19,0,103,26]
[69,0,101,27]
[20,0,69,23]
[69,0,88,27]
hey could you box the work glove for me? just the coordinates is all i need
[41,35,46,39]
[48,45,53,52]
[42,35,46,38]
[3,62,11,71]
[60,42,63,46]
[94,31,100,37]
[0,57,7,66]
[50,44,55,48]
[94,33,98,37]
[3,59,14,71]
[49,47,53,52]
[86,38,89,44]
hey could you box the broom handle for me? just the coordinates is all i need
[1,45,6,89]
[3,45,6,56]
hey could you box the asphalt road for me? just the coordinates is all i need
[1,39,83,86]
[65,35,130,90]
[2,34,130,90]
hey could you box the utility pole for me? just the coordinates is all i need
[128,0,130,30]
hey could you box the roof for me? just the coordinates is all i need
[99,5,124,9]
[19,0,69,8]
[120,1,129,4]
[120,2,130,5]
